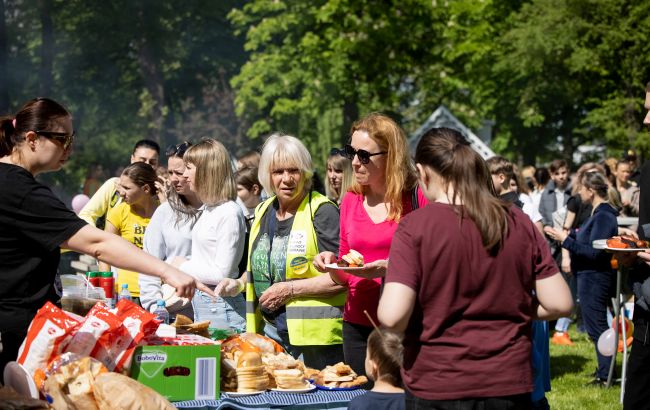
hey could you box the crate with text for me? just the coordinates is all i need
[130,344,220,401]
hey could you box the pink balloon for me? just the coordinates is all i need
[71,194,90,214]
[597,328,617,357]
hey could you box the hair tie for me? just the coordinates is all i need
[12,118,16,128]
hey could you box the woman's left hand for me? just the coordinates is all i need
[259,282,292,312]
[544,226,567,243]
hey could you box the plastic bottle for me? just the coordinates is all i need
[153,300,170,324]
[117,283,132,303]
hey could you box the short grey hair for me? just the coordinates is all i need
[258,133,313,195]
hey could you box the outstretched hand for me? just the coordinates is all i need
[215,278,244,297]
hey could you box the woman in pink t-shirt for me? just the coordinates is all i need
[314,113,425,379]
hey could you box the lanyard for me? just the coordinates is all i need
[265,204,278,286]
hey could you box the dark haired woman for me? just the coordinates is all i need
[0,98,207,381]
[140,142,202,314]
[98,162,159,304]
[378,127,572,408]
[545,171,619,386]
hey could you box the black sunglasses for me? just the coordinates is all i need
[35,130,75,151]
[165,141,191,157]
[342,144,387,164]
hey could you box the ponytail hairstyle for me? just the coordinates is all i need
[349,113,418,222]
[571,162,605,195]
[415,127,510,255]
[121,162,158,197]
[581,171,617,204]
[1,98,71,157]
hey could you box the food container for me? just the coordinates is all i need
[59,274,107,316]
[99,271,114,300]
[86,271,101,288]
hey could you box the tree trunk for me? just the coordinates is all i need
[38,0,54,97]
[341,97,358,145]
[0,0,9,112]
[134,7,166,145]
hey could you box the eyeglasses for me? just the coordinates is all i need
[35,130,75,151]
[165,141,191,157]
[342,144,387,165]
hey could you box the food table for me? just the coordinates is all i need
[174,389,366,410]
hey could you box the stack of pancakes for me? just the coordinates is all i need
[272,369,307,390]
[236,352,269,392]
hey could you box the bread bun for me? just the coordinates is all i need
[237,352,263,368]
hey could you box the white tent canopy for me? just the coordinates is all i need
[409,105,495,160]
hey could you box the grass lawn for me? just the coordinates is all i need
[547,327,626,409]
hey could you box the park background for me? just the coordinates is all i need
[1,0,650,201]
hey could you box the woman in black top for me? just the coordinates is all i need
[0,98,211,381]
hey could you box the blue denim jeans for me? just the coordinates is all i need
[577,270,615,380]
[192,290,246,332]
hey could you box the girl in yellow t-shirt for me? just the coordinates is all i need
[99,162,159,301]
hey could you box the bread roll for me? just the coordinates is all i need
[237,352,263,368]
[93,373,175,410]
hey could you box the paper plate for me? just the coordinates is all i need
[270,383,317,394]
[3,362,39,399]
[324,263,366,271]
[592,239,607,250]
[315,383,361,391]
[222,390,266,397]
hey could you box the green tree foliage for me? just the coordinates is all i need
[2,0,248,197]
[229,0,447,167]
[2,0,650,199]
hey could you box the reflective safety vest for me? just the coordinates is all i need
[245,192,345,346]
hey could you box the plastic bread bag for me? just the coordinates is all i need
[17,302,81,377]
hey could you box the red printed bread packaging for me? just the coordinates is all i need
[64,303,132,371]
[17,302,81,377]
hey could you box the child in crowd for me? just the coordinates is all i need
[348,328,405,410]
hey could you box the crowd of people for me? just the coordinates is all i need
[4,85,650,409]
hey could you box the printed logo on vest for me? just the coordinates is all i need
[287,230,307,254]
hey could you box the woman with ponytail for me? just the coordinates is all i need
[378,127,572,408]
[545,171,620,386]
[0,98,208,381]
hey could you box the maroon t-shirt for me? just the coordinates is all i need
[386,202,558,401]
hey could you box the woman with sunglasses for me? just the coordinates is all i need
[313,113,427,380]
[139,142,202,316]
[325,149,353,205]
[0,98,207,382]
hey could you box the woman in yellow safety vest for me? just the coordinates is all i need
[217,133,346,369]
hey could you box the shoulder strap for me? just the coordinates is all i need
[411,187,419,211]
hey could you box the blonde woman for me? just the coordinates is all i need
[172,139,247,331]
[325,149,353,204]
[313,113,427,379]
[217,134,346,369]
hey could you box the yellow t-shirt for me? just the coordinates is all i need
[106,202,152,297]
